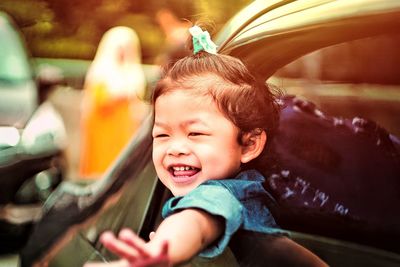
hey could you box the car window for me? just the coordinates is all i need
[268,32,400,136]
[0,15,32,82]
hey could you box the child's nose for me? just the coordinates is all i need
[167,139,190,156]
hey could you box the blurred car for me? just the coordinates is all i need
[19,0,400,266]
[0,11,67,253]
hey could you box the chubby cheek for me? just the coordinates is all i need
[201,149,241,179]
[207,159,240,179]
[153,161,171,191]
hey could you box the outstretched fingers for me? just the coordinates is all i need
[100,231,143,261]
[118,228,151,257]
[99,229,171,267]
[135,241,170,267]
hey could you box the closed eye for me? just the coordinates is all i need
[154,134,169,138]
[188,132,207,136]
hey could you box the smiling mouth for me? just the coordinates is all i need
[168,165,201,183]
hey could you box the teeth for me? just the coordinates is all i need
[172,166,194,171]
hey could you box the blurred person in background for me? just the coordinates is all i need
[79,26,148,179]
[155,8,191,65]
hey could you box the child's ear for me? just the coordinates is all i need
[240,129,267,164]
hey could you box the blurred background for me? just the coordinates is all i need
[0,0,251,62]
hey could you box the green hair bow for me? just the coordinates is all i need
[189,25,217,55]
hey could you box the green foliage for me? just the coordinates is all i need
[0,0,53,27]
[1,0,252,63]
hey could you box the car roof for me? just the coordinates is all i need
[215,0,400,78]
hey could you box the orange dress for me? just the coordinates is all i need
[79,27,147,179]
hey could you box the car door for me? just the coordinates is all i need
[215,0,400,258]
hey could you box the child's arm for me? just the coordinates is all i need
[147,208,223,263]
[87,208,223,266]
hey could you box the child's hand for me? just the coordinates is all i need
[84,229,170,267]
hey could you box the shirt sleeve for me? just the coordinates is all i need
[162,184,244,258]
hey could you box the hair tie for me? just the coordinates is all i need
[189,25,217,55]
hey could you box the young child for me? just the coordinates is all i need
[85,25,327,267]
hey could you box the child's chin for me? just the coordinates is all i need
[171,185,197,197]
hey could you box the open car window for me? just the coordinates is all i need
[268,32,400,136]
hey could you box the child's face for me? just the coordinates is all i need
[152,89,245,196]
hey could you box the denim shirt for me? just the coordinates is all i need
[162,169,285,258]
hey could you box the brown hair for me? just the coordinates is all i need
[151,38,281,168]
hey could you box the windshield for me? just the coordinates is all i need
[0,15,33,82]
